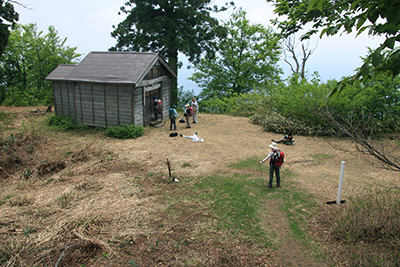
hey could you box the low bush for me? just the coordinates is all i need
[105,124,145,139]
[47,115,89,131]
[332,188,400,243]
[200,90,269,117]
[329,188,400,266]
[250,111,338,136]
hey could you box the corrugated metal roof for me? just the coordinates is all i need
[45,51,176,84]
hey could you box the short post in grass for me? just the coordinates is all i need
[336,161,345,204]
[167,158,173,182]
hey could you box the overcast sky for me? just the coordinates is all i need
[15,0,385,94]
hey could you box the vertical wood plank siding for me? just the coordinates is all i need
[61,82,70,116]
[75,83,83,125]
[53,82,61,116]
[81,83,94,125]
[117,86,132,126]
[163,79,171,119]
[92,84,106,127]
[105,84,119,127]
[134,86,144,127]
[53,79,171,128]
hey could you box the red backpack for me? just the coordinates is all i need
[157,100,162,110]
[186,107,193,116]
[271,150,284,166]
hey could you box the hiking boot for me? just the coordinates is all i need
[266,185,272,188]
[277,185,281,188]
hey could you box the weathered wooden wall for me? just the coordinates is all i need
[53,81,139,127]
[52,74,172,128]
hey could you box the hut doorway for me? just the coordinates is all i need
[145,89,161,122]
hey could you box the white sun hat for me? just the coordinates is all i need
[269,142,278,150]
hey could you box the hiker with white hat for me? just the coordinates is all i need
[259,142,285,188]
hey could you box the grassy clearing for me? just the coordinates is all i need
[1,109,398,266]
[166,157,322,255]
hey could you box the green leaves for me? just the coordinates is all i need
[267,0,400,88]
[111,0,233,104]
[0,0,19,57]
[383,37,396,49]
[1,23,81,106]
[190,8,282,100]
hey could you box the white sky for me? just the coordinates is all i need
[15,0,385,94]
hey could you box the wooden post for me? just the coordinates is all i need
[167,158,172,182]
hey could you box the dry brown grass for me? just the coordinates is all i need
[0,106,399,266]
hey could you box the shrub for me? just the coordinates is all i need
[105,124,144,139]
[331,188,400,244]
[328,188,400,266]
[200,89,269,117]
[47,115,89,131]
[250,111,337,136]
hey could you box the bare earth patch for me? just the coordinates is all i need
[0,107,398,266]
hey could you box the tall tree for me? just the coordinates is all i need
[0,0,19,58]
[266,0,400,93]
[0,23,81,106]
[189,8,282,100]
[110,0,233,105]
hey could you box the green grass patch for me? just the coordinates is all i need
[229,155,260,170]
[165,158,320,251]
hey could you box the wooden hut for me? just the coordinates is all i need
[45,51,176,127]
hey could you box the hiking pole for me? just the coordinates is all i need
[259,163,263,186]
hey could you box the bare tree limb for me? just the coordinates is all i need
[322,106,400,172]
[283,34,317,79]
[8,0,34,10]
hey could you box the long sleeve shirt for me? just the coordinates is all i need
[191,100,199,111]
[171,108,179,118]
[260,150,274,164]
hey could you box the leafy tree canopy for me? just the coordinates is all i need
[0,23,81,106]
[189,8,282,101]
[110,0,234,104]
[266,0,400,92]
[0,0,19,58]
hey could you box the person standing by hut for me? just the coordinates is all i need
[191,97,199,124]
[152,96,159,121]
[169,105,179,130]
[184,104,193,128]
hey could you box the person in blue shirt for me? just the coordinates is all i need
[168,105,179,130]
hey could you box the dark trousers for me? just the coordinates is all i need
[154,108,158,120]
[269,163,281,187]
[184,114,191,128]
[170,118,176,130]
